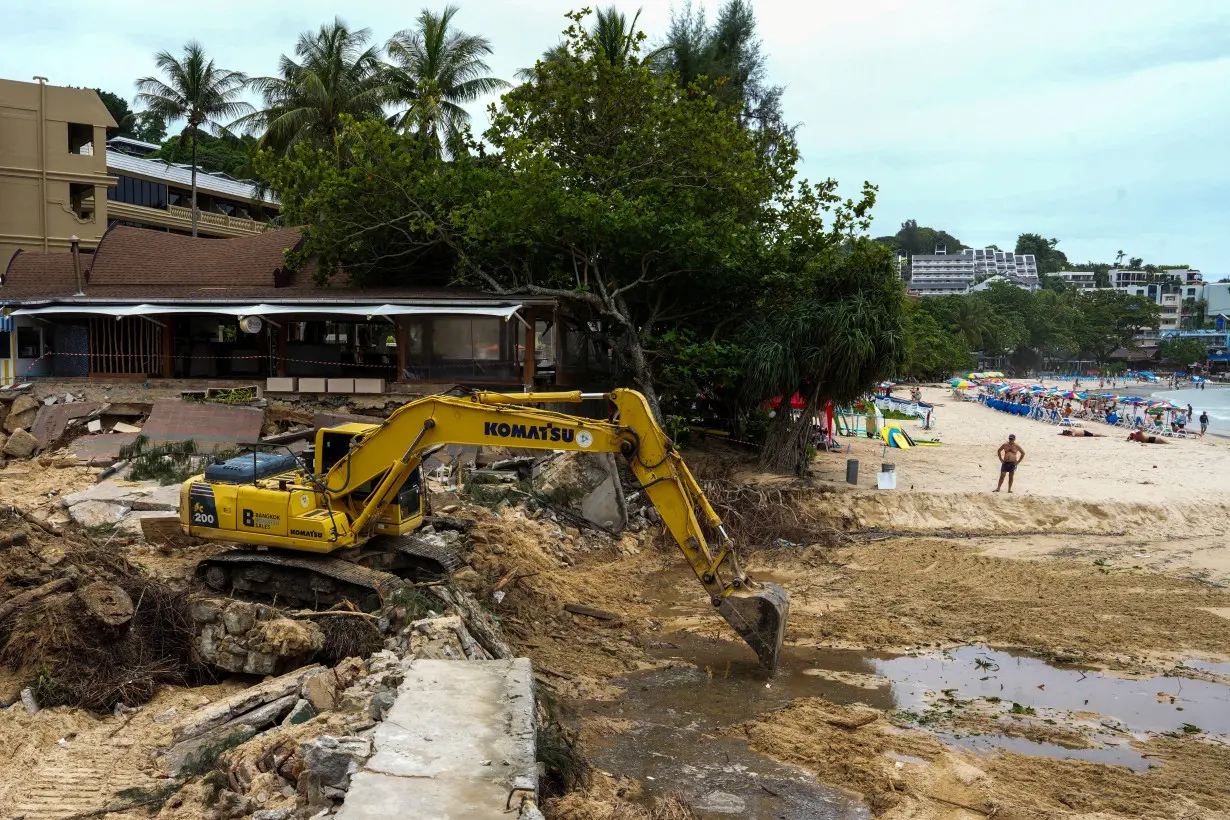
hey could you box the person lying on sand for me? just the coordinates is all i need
[1127,430,1170,445]
[1060,429,1104,437]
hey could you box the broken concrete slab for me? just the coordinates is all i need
[111,421,142,434]
[129,483,181,511]
[30,401,102,447]
[165,724,257,775]
[68,500,128,528]
[2,428,39,458]
[301,736,372,790]
[64,479,151,507]
[221,693,297,732]
[70,432,138,465]
[173,664,325,743]
[140,397,264,451]
[334,658,536,820]
[117,510,180,538]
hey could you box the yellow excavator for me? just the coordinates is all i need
[179,389,788,670]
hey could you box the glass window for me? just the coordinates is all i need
[0,330,10,359]
[17,326,41,358]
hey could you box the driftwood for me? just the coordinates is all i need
[429,585,512,660]
[564,603,618,621]
[0,577,73,622]
[10,505,62,537]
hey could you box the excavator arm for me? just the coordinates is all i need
[321,389,788,670]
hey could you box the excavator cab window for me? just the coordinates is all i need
[397,470,422,519]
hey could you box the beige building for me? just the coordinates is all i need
[0,77,116,272]
[0,77,280,274]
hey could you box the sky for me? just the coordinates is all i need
[3,0,1229,274]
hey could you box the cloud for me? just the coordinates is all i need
[2,0,1226,270]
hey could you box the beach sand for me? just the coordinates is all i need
[804,384,1230,585]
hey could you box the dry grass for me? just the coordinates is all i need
[315,613,385,666]
[0,574,207,712]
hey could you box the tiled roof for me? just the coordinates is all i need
[1,250,83,299]
[86,225,304,287]
[105,149,278,206]
[3,225,552,306]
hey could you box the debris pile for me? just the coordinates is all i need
[191,598,325,675]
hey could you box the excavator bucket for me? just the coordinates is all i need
[719,582,790,672]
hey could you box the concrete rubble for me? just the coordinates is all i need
[191,598,324,676]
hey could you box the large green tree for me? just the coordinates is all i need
[876,219,965,257]
[240,18,387,153]
[1015,233,1069,274]
[658,0,788,139]
[1159,337,1209,367]
[135,42,252,236]
[384,5,509,156]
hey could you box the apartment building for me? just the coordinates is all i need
[907,251,977,295]
[1056,270,1097,289]
[0,78,278,274]
[963,247,1039,287]
[906,246,1038,296]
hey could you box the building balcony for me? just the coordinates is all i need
[108,200,271,237]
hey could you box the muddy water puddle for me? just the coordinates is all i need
[878,645,1230,739]
[576,650,872,818]
[576,632,1230,812]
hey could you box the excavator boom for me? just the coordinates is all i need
[183,389,788,670]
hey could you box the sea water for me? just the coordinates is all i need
[1151,385,1230,435]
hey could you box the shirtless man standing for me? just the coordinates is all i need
[995,433,1024,492]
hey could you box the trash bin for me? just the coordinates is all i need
[877,462,896,490]
[845,459,859,485]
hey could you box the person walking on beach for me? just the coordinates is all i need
[994,434,1024,493]
[1200,411,1209,436]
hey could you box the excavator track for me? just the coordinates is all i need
[196,551,406,612]
[351,534,465,578]
[195,536,463,611]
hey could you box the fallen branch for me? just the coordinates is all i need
[922,793,991,815]
[564,603,618,621]
[0,577,73,622]
[10,504,62,537]
[291,610,380,620]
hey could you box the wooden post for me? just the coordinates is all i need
[395,317,407,382]
[276,322,288,377]
[161,316,173,377]
[522,312,536,389]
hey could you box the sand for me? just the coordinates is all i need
[816,385,1229,505]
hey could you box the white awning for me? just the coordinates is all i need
[11,303,523,320]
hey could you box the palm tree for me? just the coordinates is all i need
[135,42,251,237]
[384,6,508,156]
[238,18,387,154]
[517,6,653,80]
[950,299,992,350]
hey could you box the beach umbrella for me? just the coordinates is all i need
[955,379,971,388]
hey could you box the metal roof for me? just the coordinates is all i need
[105,149,279,207]
[107,136,161,153]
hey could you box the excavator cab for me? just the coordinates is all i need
[316,424,425,537]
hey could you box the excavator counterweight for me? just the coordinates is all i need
[181,389,789,671]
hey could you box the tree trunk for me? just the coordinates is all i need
[190,130,198,238]
[758,383,822,476]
